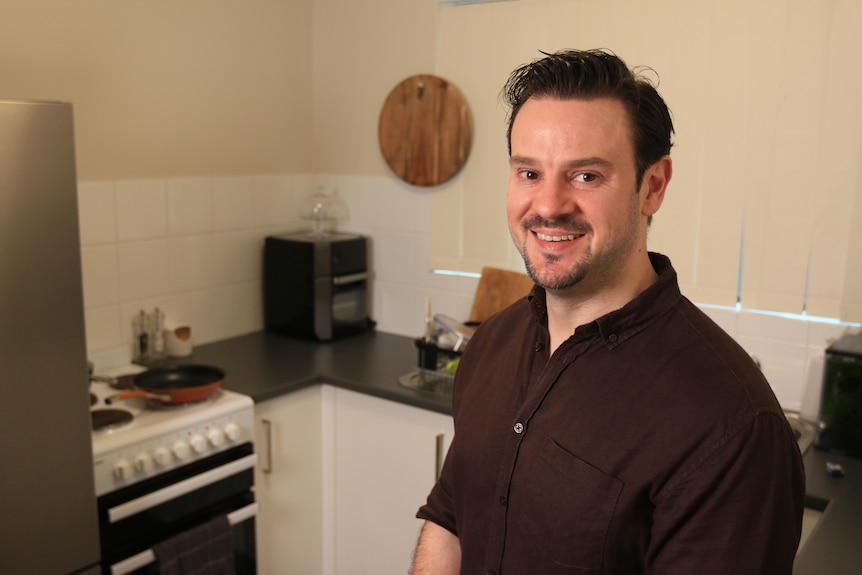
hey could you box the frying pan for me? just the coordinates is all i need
[105,364,225,405]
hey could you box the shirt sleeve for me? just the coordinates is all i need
[416,440,459,536]
[647,411,806,574]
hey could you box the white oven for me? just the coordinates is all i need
[90,367,257,575]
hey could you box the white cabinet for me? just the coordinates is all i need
[331,387,454,575]
[254,385,454,575]
[254,385,325,575]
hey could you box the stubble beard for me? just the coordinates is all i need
[522,243,590,291]
[515,217,594,292]
[515,198,642,294]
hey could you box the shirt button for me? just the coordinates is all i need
[499,496,508,507]
[534,341,544,352]
[608,333,618,343]
[513,422,524,434]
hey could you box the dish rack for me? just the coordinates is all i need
[396,339,461,398]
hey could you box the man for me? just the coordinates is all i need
[411,49,805,574]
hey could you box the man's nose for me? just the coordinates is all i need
[534,178,578,220]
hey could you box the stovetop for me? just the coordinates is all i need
[90,365,255,496]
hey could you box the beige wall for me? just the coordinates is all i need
[310,0,439,175]
[1,0,313,180]
[4,0,861,322]
[1,0,435,180]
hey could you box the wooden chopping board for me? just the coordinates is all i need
[468,267,535,324]
[378,74,472,187]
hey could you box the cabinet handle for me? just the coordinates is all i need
[435,432,445,481]
[262,418,273,474]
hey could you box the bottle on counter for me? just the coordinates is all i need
[151,307,165,359]
[134,309,148,362]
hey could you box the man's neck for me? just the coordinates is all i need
[545,255,659,355]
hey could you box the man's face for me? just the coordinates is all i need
[506,97,648,295]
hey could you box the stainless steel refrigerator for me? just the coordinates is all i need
[0,100,100,574]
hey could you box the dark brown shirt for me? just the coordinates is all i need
[418,253,805,574]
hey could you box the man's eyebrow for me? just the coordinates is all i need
[509,155,613,169]
[508,155,535,166]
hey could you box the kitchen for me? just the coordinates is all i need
[2,0,862,573]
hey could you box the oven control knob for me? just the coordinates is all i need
[113,459,133,481]
[224,422,241,442]
[134,453,154,474]
[173,440,192,460]
[190,434,207,454]
[208,428,226,447]
[154,446,172,466]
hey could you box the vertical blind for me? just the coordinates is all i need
[430,0,862,323]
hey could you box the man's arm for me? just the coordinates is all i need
[649,413,805,573]
[410,520,461,575]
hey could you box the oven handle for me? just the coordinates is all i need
[108,501,259,575]
[333,271,368,285]
[107,453,258,524]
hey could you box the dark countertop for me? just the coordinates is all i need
[188,329,452,415]
[794,449,862,574]
[188,330,858,573]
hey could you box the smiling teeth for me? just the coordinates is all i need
[537,232,576,242]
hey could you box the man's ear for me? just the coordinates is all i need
[641,155,672,218]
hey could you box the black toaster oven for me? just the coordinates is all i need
[264,232,374,341]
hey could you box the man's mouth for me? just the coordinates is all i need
[536,232,580,242]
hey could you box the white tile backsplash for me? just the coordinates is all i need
[167,178,213,235]
[115,180,168,241]
[698,305,739,336]
[806,320,846,349]
[334,175,377,230]
[373,281,424,337]
[372,230,417,284]
[80,173,858,417]
[167,235,216,292]
[721,310,851,416]
[213,176,257,231]
[737,310,811,345]
[373,178,429,234]
[800,349,827,420]
[77,181,116,245]
[211,230,264,285]
[83,175,305,367]
[211,282,263,339]
[254,174,299,228]
[81,245,120,308]
[84,305,123,353]
[117,239,170,301]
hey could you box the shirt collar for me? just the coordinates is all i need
[527,252,682,349]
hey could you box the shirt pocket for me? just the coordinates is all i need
[522,436,623,569]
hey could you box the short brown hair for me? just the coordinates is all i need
[502,49,674,183]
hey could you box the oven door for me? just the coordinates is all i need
[98,443,257,575]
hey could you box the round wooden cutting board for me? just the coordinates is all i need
[378,74,472,187]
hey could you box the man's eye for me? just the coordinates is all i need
[574,173,598,184]
[523,170,538,180]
